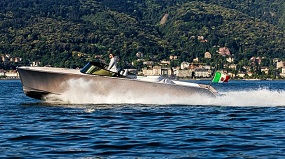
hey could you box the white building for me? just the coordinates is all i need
[176,69,194,78]
[194,68,211,78]
[31,61,41,67]
[180,62,190,69]
[276,61,284,69]
[280,67,285,77]
[204,52,211,58]
[226,57,234,63]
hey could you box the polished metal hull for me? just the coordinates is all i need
[17,66,218,101]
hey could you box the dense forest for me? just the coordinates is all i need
[1,0,285,70]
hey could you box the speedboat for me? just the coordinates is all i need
[17,61,218,102]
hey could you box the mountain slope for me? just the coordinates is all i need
[0,0,285,68]
[160,2,285,56]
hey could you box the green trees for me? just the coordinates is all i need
[0,0,285,70]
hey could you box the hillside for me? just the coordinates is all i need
[0,0,285,69]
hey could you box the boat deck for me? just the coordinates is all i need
[19,67,82,74]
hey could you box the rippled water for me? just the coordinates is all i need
[1,80,285,158]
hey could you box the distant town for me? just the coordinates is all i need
[1,46,285,80]
[140,53,285,80]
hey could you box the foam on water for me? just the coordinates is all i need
[44,79,285,106]
[214,89,285,107]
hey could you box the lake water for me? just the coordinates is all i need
[1,79,285,158]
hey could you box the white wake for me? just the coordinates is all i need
[213,89,285,107]
[44,79,285,107]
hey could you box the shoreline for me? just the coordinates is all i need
[0,78,20,80]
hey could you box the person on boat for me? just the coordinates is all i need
[107,53,119,73]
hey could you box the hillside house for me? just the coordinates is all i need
[181,62,190,70]
[261,67,269,74]
[237,72,246,78]
[204,52,211,58]
[280,67,285,77]
[218,47,231,56]
[226,57,234,63]
[143,61,154,67]
[169,55,178,60]
[276,61,284,69]
[193,57,199,62]
[229,64,237,70]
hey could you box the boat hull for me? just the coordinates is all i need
[17,67,217,102]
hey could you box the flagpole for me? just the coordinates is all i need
[207,70,216,88]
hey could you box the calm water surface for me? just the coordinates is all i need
[0,80,285,158]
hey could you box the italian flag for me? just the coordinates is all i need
[212,72,230,83]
